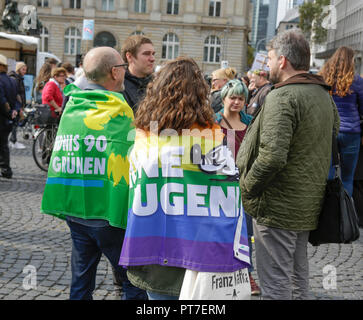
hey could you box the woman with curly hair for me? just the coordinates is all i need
[135,58,215,133]
[120,57,251,300]
[320,46,363,196]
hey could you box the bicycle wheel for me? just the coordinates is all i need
[32,126,56,172]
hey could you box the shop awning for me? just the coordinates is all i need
[0,32,39,47]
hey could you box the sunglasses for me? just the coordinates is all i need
[113,63,129,70]
[253,70,268,77]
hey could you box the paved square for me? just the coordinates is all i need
[0,138,362,300]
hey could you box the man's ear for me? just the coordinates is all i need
[280,56,288,70]
[125,52,133,64]
[110,66,117,80]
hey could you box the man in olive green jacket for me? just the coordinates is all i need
[237,29,340,300]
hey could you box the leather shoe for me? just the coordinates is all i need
[1,169,13,179]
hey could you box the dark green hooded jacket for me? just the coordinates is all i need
[236,73,340,231]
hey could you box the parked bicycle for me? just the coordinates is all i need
[26,103,59,172]
[18,104,37,141]
[32,122,58,172]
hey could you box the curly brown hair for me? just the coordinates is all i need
[134,56,215,134]
[319,46,355,97]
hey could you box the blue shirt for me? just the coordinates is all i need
[333,75,363,133]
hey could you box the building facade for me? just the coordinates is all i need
[250,0,278,52]
[4,0,250,74]
[319,0,363,74]
[276,6,299,35]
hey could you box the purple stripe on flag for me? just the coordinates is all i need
[119,236,250,273]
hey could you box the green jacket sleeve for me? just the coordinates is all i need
[243,92,296,197]
[331,96,340,137]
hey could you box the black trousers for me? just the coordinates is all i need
[0,128,12,173]
[9,118,18,143]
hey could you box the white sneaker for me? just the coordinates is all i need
[9,142,15,149]
[13,142,26,149]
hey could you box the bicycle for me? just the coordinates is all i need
[28,103,60,172]
[18,104,37,141]
[32,123,58,172]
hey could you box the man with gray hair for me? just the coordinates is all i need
[237,29,340,299]
[82,46,126,92]
[50,47,147,300]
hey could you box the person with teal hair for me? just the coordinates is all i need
[215,79,252,127]
[215,79,252,150]
[215,78,261,296]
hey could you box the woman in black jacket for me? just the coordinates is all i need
[8,62,27,149]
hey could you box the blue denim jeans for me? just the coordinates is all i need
[66,218,147,300]
[328,132,361,197]
[245,213,254,273]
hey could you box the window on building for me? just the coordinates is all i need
[40,27,49,52]
[64,27,81,55]
[131,31,145,36]
[167,0,179,15]
[37,0,49,7]
[162,33,179,60]
[70,0,81,9]
[134,0,146,13]
[102,0,114,11]
[94,31,116,48]
[204,35,221,63]
[209,1,221,17]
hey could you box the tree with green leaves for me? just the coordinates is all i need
[247,45,255,69]
[299,0,331,44]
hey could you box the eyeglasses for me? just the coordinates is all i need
[113,63,129,70]
[252,70,268,77]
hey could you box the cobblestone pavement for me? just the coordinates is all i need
[0,137,362,300]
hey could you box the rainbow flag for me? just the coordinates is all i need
[119,124,250,272]
[41,84,134,229]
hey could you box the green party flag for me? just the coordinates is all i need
[41,84,134,229]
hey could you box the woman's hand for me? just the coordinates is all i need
[49,99,62,115]
[11,110,18,119]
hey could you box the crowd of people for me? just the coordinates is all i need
[1,28,363,300]
[0,55,82,178]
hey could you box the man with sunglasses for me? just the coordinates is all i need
[121,35,156,112]
[51,47,147,300]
